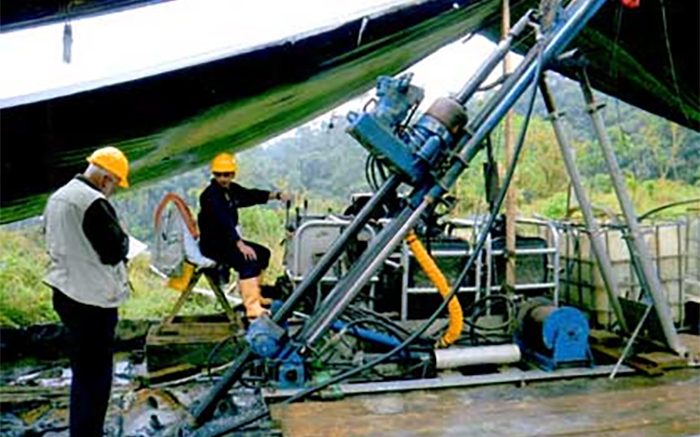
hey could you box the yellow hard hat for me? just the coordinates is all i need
[211,153,237,173]
[86,146,130,188]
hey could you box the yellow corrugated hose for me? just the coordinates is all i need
[405,231,463,348]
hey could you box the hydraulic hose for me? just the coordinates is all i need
[405,231,463,348]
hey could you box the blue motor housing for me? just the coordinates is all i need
[516,299,592,370]
[278,352,305,388]
[245,305,307,388]
[245,315,286,358]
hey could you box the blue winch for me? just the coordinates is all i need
[515,299,593,370]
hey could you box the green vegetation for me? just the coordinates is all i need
[0,207,289,328]
[0,227,55,327]
[1,80,698,327]
[0,228,223,328]
[451,113,700,221]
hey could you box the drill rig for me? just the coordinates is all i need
[184,0,612,434]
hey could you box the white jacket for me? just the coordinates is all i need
[44,178,129,308]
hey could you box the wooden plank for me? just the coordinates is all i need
[145,323,241,374]
[145,363,198,385]
[590,344,664,376]
[0,385,129,406]
[149,323,239,344]
[636,351,687,370]
[589,329,623,346]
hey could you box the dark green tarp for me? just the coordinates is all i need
[1,0,697,223]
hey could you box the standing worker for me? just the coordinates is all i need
[198,152,289,320]
[43,146,130,436]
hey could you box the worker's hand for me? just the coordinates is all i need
[236,240,257,261]
[278,192,292,203]
[270,191,292,203]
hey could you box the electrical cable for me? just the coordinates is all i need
[462,294,516,332]
[478,75,508,92]
[347,305,413,338]
[659,0,690,125]
[397,102,420,135]
[607,2,623,82]
[370,157,379,190]
[427,294,516,343]
[205,334,240,380]
[638,198,700,221]
[199,40,546,436]
[364,154,375,190]
[355,316,410,342]
[377,160,388,186]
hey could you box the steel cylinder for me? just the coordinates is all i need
[433,344,521,369]
[425,97,467,134]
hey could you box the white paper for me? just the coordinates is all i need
[127,235,148,260]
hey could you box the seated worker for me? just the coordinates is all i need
[198,152,290,319]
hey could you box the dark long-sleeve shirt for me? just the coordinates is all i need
[77,176,129,265]
[198,180,270,262]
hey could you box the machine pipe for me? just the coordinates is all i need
[330,320,402,349]
[192,175,400,424]
[301,200,430,347]
[454,10,534,104]
[539,78,628,333]
[434,0,607,200]
[434,345,521,369]
[406,230,463,347]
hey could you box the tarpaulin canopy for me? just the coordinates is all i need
[0,0,697,223]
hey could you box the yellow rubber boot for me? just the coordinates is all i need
[167,262,195,292]
[253,277,273,306]
[239,277,269,319]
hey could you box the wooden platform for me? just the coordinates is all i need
[144,313,243,382]
[271,368,700,436]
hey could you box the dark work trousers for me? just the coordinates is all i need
[219,240,271,280]
[53,289,118,437]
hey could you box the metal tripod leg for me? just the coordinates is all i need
[578,70,684,356]
[609,303,653,380]
[539,78,628,333]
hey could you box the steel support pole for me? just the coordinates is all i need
[502,0,517,294]
[300,200,430,347]
[539,78,628,333]
[274,174,400,323]
[578,71,684,355]
[437,0,608,196]
[454,10,533,103]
